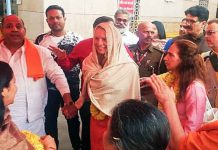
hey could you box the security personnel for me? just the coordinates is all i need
[129,44,164,76]
[128,21,166,106]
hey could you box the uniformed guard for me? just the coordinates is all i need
[129,21,166,105]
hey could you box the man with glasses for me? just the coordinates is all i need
[167,5,210,54]
[179,18,188,36]
[164,18,188,52]
[114,9,138,46]
[129,21,165,106]
[203,19,218,108]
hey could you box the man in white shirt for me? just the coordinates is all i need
[35,5,82,150]
[114,9,138,46]
[0,14,77,136]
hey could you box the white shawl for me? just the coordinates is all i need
[82,22,140,116]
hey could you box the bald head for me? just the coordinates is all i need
[136,21,156,45]
[137,21,156,31]
[1,15,24,27]
[1,15,26,50]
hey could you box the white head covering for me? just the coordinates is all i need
[82,22,140,116]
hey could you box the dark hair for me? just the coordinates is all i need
[152,21,166,39]
[185,5,209,22]
[173,39,206,99]
[45,5,65,17]
[0,61,13,127]
[109,99,170,150]
[93,16,114,28]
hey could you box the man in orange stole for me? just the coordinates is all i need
[0,15,77,136]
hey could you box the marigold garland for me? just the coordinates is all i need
[90,103,107,120]
[158,72,179,109]
[159,72,180,99]
[21,130,44,150]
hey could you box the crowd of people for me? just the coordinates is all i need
[0,3,218,150]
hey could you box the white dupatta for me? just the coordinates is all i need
[81,22,140,116]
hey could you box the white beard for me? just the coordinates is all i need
[118,27,128,35]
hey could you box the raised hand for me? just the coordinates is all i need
[48,45,67,60]
[140,77,150,88]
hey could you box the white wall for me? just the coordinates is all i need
[17,0,217,40]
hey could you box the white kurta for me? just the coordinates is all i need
[0,41,70,136]
[121,30,139,46]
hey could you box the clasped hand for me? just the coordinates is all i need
[61,102,78,119]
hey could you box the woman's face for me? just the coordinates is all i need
[164,43,181,72]
[2,76,17,106]
[153,25,159,39]
[94,27,107,55]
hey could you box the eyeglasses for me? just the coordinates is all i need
[116,18,129,23]
[205,30,218,36]
[184,19,199,24]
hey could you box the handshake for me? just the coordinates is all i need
[61,93,85,119]
[62,101,78,119]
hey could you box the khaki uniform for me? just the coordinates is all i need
[129,43,165,105]
[129,43,165,77]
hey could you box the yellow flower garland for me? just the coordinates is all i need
[21,130,44,150]
[89,72,179,119]
[159,72,180,99]
[90,103,107,120]
[158,72,180,109]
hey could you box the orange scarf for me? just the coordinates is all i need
[0,38,44,80]
[24,38,44,80]
[179,121,218,150]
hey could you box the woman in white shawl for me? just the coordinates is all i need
[75,22,140,149]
